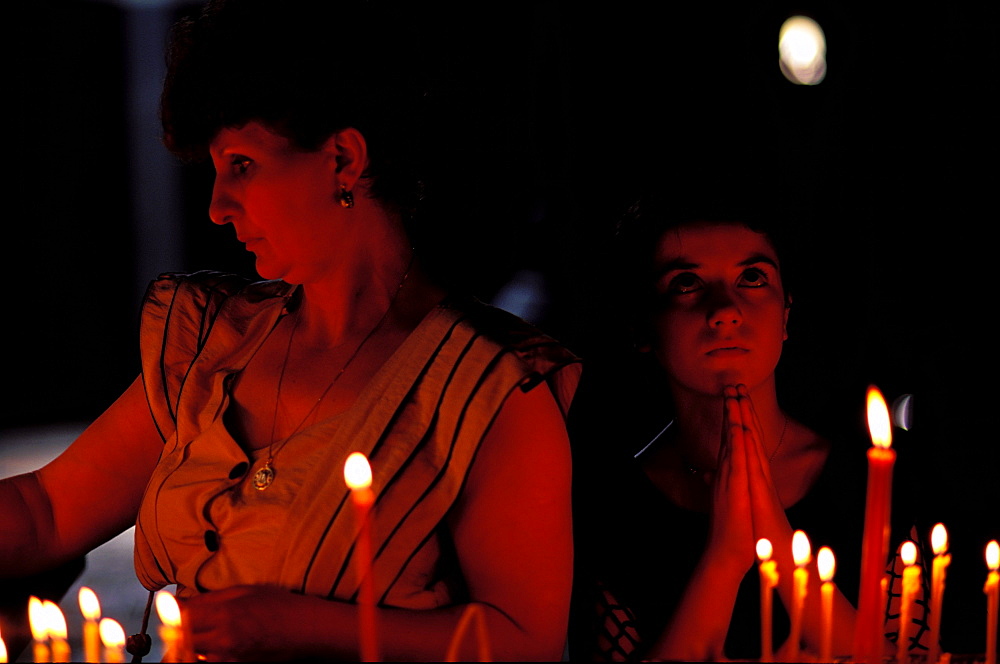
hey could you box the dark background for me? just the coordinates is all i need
[7,0,998,655]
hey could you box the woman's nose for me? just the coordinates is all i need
[706,289,743,328]
[208,178,239,225]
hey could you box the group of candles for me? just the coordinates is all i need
[0,585,183,663]
[754,386,999,663]
[4,388,994,663]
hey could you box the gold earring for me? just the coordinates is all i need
[339,185,354,209]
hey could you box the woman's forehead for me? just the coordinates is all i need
[653,220,780,267]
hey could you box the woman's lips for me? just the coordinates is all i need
[706,347,749,356]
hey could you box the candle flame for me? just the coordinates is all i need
[987,540,999,571]
[792,530,812,567]
[155,590,182,627]
[931,523,948,555]
[901,540,918,567]
[818,546,836,582]
[344,452,373,490]
[99,618,126,649]
[866,386,892,449]
[756,538,773,562]
[42,601,67,640]
[79,586,101,621]
[0,633,7,663]
[28,596,48,641]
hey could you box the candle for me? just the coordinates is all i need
[928,523,951,664]
[853,385,895,664]
[788,530,811,661]
[818,546,836,663]
[756,538,778,662]
[99,618,126,664]
[156,590,183,663]
[985,540,999,664]
[42,601,70,663]
[28,596,50,663]
[896,541,920,664]
[345,451,379,662]
[1,632,8,663]
[78,586,102,663]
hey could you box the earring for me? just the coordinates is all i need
[339,185,354,209]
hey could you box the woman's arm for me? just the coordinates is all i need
[0,375,165,575]
[181,381,574,662]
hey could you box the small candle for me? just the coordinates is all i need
[28,596,50,663]
[756,538,778,662]
[345,451,379,662]
[78,586,102,663]
[853,386,896,664]
[985,541,999,664]
[896,541,920,664]
[99,618,126,664]
[928,524,951,664]
[156,590,183,663]
[42,601,70,663]
[788,530,811,662]
[818,546,836,663]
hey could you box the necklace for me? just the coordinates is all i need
[252,262,412,491]
[682,414,789,477]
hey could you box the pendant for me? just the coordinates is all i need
[253,460,275,491]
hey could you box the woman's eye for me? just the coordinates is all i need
[739,267,768,287]
[231,156,252,175]
[667,272,702,294]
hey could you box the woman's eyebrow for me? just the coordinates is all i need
[654,258,699,280]
[738,254,780,269]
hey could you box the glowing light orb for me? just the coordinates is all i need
[779,15,827,85]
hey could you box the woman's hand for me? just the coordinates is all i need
[179,586,323,662]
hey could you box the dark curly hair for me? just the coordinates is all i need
[161,0,426,218]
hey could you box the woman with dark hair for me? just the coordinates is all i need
[0,1,580,660]
[568,186,927,661]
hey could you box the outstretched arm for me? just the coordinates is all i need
[0,375,165,576]
[180,381,574,662]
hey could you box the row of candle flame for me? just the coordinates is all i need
[754,528,999,664]
[0,586,182,663]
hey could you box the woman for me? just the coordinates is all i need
[0,1,580,660]
[569,189,925,661]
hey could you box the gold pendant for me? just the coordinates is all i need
[253,461,275,491]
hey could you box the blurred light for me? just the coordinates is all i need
[792,530,812,567]
[779,16,827,85]
[818,546,836,582]
[892,394,914,430]
[901,540,918,566]
[756,538,773,562]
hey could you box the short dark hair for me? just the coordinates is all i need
[612,171,796,333]
[161,0,426,218]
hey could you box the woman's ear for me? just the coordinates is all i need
[321,127,368,191]
[783,293,793,341]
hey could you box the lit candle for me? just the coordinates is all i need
[985,540,999,664]
[156,590,183,663]
[853,385,895,664]
[928,523,951,664]
[788,530,811,662]
[78,586,102,663]
[99,618,126,664]
[1,631,8,663]
[28,596,50,663]
[756,538,778,662]
[818,546,836,663]
[896,541,920,664]
[42,601,70,663]
[345,451,379,662]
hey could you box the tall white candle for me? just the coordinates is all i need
[28,596,50,664]
[928,524,951,664]
[985,541,999,664]
[78,587,102,663]
[788,530,811,662]
[818,546,836,663]
[156,590,183,663]
[99,618,126,664]
[345,452,379,662]
[756,538,778,662]
[896,541,920,664]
